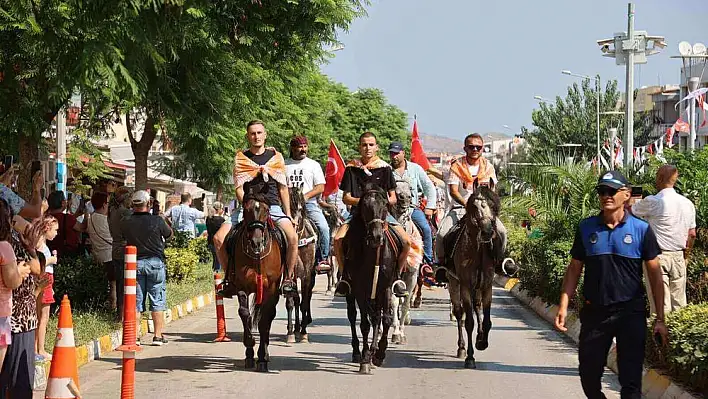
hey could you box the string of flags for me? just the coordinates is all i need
[592,135,665,168]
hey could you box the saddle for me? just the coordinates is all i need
[441,217,505,275]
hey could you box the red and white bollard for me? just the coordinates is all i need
[117,246,141,399]
[213,272,231,342]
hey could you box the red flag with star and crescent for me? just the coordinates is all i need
[323,139,346,197]
[410,120,431,171]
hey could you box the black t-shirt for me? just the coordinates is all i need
[120,212,173,260]
[340,165,396,213]
[243,149,281,206]
[570,213,661,307]
[206,216,225,243]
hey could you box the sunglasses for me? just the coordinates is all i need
[596,186,619,197]
[465,145,483,151]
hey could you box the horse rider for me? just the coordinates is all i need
[388,141,437,266]
[285,135,332,273]
[213,120,299,296]
[433,133,507,282]
[333,132,411,298]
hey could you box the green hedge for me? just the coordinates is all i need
[53,255,110,312]
[188,236,211,264]
[165,248,199,283]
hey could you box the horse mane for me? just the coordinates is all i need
[466,186,501,218]
[288,186,307,221]
[243,191,269,205]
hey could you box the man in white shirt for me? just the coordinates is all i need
[285,136,330,271]
[632,164,696,316]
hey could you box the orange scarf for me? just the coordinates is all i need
[347,156,390,174]
[233,148,287,188]
[450,156,492,187]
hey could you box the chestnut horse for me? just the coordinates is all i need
[226,193,284,372]
[285,187,317,344]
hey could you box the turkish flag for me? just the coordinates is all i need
[410,120,431,171]
[323,139,346,197]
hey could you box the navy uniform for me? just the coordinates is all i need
[570,172,661,399]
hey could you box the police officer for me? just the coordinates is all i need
[554,170,668,399]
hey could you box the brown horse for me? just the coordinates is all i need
[323,205,344,294]
[344,183,400,374]
[226,193,284,372]
[285,187,317,344]
[447,186,501,369]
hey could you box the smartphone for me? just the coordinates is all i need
[631,186,643,198]
[3,155,13,171]
[30,160,41,178]
[654,331,664,347]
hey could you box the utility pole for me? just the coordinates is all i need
[56,107,67,195]
[688,77,700,151]
[624,3,635,169]
[609,128,618,170]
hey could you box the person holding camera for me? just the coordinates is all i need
[631,165,696,316]
[554,170,667,399]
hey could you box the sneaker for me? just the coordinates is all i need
[315,261,331,274]
[152,336,168,346]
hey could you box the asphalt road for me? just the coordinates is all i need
[66,276,623,398]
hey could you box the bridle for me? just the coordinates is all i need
[241,201,273,260]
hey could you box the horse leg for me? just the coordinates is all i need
[358,300,372,374]
[237,292,255,369]
[285,292,296,344]
[449,279,466,359]
[299,270,315,343]
[373,290,393,367]
[411,279,422,308]
[294,289,301,340]
[400,294,411,344]
[346,293,361,363]
[461,287,477,369]
[476,284,493,351]
[391,296,401,344]
[256,295,279,372]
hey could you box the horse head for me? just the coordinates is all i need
[391,182,412,221]
[465,185,501,243]
[288,186,307,227]
[242,192,271,255]
[359,183,390,248]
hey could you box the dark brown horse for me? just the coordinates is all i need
[285,187,317,344]
[226,193,284,372]
[344,183,400,374]
[448,186,501,369]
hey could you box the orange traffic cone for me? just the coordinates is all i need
[45,295,81,399]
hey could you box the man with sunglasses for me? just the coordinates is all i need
[433,133,507,282]
[554,170,668,399]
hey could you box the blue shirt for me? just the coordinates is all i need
[570,212,661,307]
[0,184,25,215]
[392,161,437,209]
[167,204,204,237]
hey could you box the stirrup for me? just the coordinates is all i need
[392,280,409,298]
[334,280,351,297]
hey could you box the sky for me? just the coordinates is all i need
[320,0,708,140]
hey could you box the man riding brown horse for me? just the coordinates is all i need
[332,132,411,298]
[214,120,299,296]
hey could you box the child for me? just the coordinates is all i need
[0,199,30,372]
[24,215,58,361]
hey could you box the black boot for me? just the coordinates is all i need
[334,279,351,297]
[216,279,238,299]
[281,278,297,295]
[392,279,409,298]
[434,264,450,284]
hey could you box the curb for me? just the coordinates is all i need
[494,275,698,399]
[34,290,215,390]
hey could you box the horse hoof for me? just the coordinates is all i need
[352,353,362,363]
[256,361,268,372]
[391,334,401,344]
[404,314,412,325]
[325,289,334,296]
[464,358,477,369]
[457,348,467,359]
[286,334,296,344]
[244,358,255,369]
[412,297,422,308]
[299,334,309,343]
[359,363,372,374]
[372,356,383,367]
[450,314,456,322]
[475,340,489,351]
[400,335,407,345]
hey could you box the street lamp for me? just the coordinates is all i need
[533,95,552,103]
[562,70,601,172]
[326,43,345,53]
[671,41,708,151]
[596,2,665,167]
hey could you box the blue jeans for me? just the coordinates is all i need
[305,202,330,260]
[411,207,433,262]
[136,257,167,312]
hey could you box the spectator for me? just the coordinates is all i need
[25,216,58,361]
[0,218,47,398]
[0,167,44,220]
[121,190,172,346]
[205,202,226,272]
[108,187,133,318]
[46,191,83,257]
[88,192,115,309]
[150,189,161,216]
[631,164,697,316]
[0,199,31,372]
[166,193,204,238]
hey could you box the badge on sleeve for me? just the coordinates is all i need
[623,234,633,244]
[590,233,598,244]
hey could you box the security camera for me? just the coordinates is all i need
[596,38,614,47]
[601,44,610,53]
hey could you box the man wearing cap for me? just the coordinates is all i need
[120,190,173,346]
[388,141,437,264]
[554,170,668,399]
[286,135,331,272]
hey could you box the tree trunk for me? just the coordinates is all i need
[216,185,223,202]
[129,112,158,191]
[17,134,39,199]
